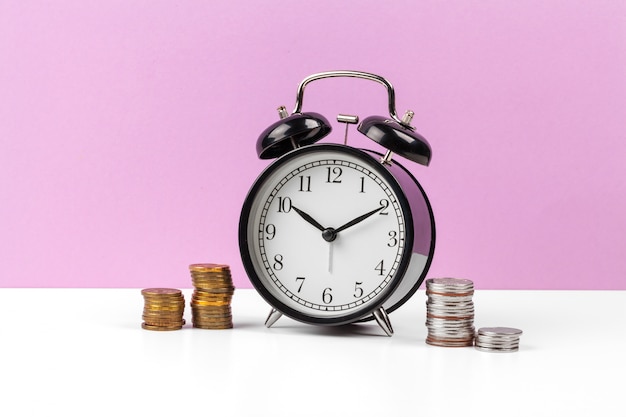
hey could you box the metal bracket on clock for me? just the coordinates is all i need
[265,306,393,336]
[265,308,283,328]
[372,307,394,337]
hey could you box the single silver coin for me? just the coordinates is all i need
[475,346,519,353]
[477,327,523,336]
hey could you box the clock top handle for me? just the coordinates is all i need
[292,70,431,166]
[292,70,408,128]
[257,70,431,165]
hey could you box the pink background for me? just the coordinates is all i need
[1,1,625,289]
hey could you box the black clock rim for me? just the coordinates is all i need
[238,144,415,326]
[356,149,436,322]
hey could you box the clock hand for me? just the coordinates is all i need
[291,205,326,232]
[334,205,385,234]
[328,242,334,273]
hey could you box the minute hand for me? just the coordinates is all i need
[334,205,385,234]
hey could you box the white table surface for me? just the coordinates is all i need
[0,288,623,416]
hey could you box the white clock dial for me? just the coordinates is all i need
[241,145,413,323]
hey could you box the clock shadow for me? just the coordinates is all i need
[271,322,390,338]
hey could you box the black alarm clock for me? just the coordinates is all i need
[239,71,435,336]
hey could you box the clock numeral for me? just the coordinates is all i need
[277,197,292,213]
[387,230,398,247]
[295,277,305,293]
[353,282,364,298]
[379,199,389,215]
[322,287,333,304]
[326,167,342,183]
[298,175,311,192]
[273,254,284,271]
[374,260,386,276]
[265,224,276,240]
[359,176,365,193]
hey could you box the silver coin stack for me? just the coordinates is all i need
[425,278,475,347]
[475,327,523,352]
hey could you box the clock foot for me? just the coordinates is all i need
[265,308,283,328]
[372,307,394,336]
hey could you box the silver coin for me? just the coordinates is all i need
[427,300,475,307]
[476,336,519,345]
[426,321,474,329]
[428,298,474,305]
[426,319,474,327]
[426,277,474,288]
[426,305,472,310]
[427,310,475,317]
[475,345,519,352]
[427,308,475,315]
[427,333,475,341]
[427,329,474,335]
[427,339,474,347]
[475,337,520,346]
[477,327,523,336]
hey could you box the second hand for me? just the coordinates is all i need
[328,242,333,274]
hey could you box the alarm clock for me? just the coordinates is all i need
[238,71,435,336]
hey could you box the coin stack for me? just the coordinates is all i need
[475,327,523,352]
[425,278,475,347]
[189,263,235,329]
[141,288,186,331]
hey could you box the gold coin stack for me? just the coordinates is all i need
[141,288,186,331]
[189,264,235,329]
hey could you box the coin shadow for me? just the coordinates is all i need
[230,319,266,330]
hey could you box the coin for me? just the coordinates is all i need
[477,327,523,336]
[142,322,184,331]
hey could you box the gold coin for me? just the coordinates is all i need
[189,263,230,272]
[144,303,185,311]
[191,273,232,279]
[192,283,233,290]
[191,295,232,302]
[192,319,231,324]
[143,300,185,306]
[191,277,233,283]
[191,306,231,314]
[191,310,231,317]
[191,301,230,308]
[141,322,184,331]
[141,288,183,296]
[143,302,183,306]
[141,289,182,295]
[142,297,185,304]
[192,315,232,322]
[195,291,232,295]
[142,314,184,321]
[192,285,234,292]
[193,323,233,330]
[143,320,186,327]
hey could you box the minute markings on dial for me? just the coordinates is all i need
[254,155,405,312]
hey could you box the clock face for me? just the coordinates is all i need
[239,144,414,325]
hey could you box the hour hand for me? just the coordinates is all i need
[291,205,326,232]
